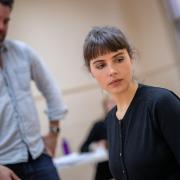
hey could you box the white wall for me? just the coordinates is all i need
[9,0,128,89]
[8,0,180,179]
[121,0,180,94]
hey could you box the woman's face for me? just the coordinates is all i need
[90,49,134,95]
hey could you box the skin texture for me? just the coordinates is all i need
[0,165,20,180]
[90,49,138,120]
[90,49,134,95]
[0,4,10,44]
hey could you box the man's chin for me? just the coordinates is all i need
[0,40,4,49]
[0,37,4,44]
[0,35,5,42]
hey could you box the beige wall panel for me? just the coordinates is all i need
[121,0,180,76]
[139,64,180,96]
[8,0,127,91]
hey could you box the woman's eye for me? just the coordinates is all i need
[95,64,106,69]
[115,58,124,63]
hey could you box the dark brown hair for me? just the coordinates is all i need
[83,26,134,70]
[0,0,14,9]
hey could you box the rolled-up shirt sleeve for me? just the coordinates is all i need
[26,45,68,120]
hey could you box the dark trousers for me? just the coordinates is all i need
[5,153,60,180]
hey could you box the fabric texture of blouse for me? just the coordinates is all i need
[106,84,180,180]
[0,40,68,164]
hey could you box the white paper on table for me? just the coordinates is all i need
[53,147,108,169]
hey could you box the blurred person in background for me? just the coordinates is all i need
[80,97,114,180]
[0,0,67,179]
[83,26,180,180]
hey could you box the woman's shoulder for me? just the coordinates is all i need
[139,84,179,104]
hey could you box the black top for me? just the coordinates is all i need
[80,121,107,152]
[106,84,180,180]
[80,120,113,180]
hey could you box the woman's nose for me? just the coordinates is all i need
[108,64,117,76]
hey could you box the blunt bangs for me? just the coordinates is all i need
[83,26,132,69]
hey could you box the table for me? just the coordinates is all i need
[53,147,108,169]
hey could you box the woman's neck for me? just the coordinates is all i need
[114,81,138,120]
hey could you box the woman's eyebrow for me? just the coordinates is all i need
[112,52,124,58]
[92,59,104,64]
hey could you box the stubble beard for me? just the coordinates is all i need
[0,34,5,47]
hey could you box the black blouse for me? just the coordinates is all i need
[80,120,113,179]
[80,120,107,152]
[106,84,180,180]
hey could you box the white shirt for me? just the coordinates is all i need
[0,39,67,164]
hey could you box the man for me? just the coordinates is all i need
[0,0,68,179]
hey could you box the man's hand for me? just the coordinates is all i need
[43,133,58,157]
[0,165,20,180]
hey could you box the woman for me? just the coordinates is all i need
[83,26,180,180]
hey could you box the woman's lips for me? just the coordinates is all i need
[108,79,123,86]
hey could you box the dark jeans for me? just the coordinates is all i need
[5,153,60,180]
